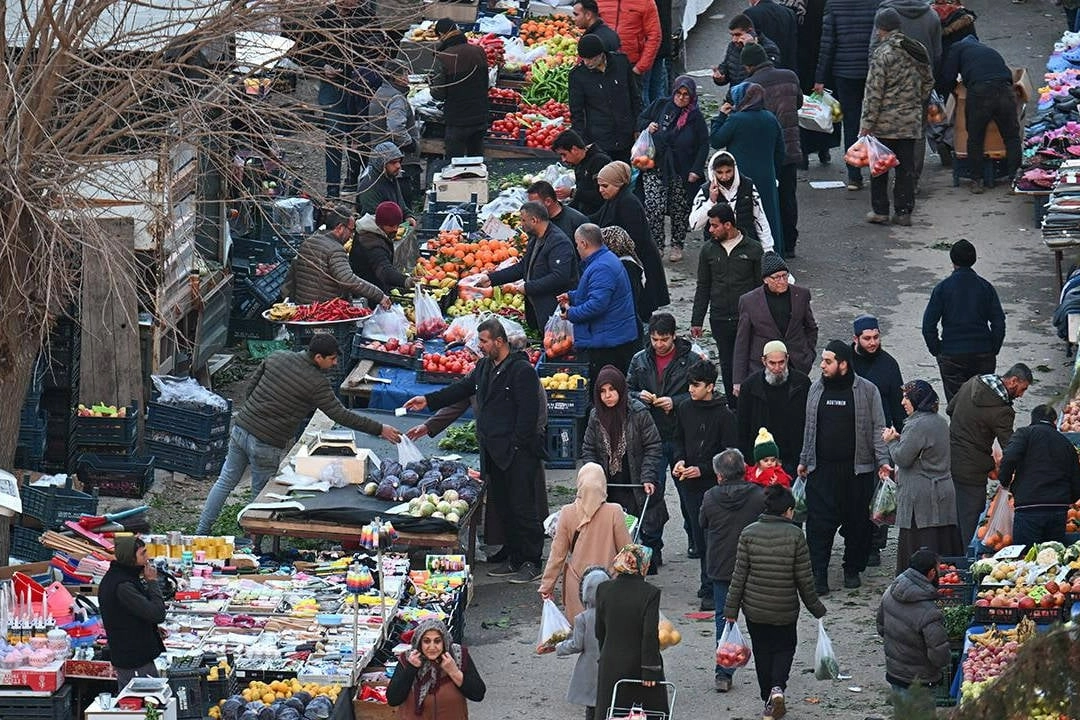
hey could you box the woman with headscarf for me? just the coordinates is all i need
[882,380,964,576]
[387,617,486,719]
[635,75,710,263]
[591,161,670,320]
[539,463,633,621]
[709,82,785,254]
[595,544,669,718]
[601,225,646,326]
[581,365,663,522]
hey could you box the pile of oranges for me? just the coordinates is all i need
[415,230,522,284]
[520,16,580,46]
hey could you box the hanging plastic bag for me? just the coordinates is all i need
[657,611,681,650]
[630,129,656,170]
[864,135,899,176]
[814,619,840,680]
[798,92,834,132]
[536,598,572,653]
[981,486,1014,550]
[438,213,464,233]
[926,90,947,125]
[716,621,752,669]
[442,313,480,345]
[457,274,493,301]
[542,310,574,358]
[792,475,807,522]
[869,476,898,526]
[364,304,410,343]
[397,436,425,466]
[414,287,448,339]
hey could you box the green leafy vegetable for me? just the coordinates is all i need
[438,421,478,452]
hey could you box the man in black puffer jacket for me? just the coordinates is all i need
[998,405,1080,546]
[430,18,490,158]
[569,34,640,161]
[99,536,166,690]
[877,549,951,716]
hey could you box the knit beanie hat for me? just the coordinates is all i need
[113,535,139,566]
[875,7,902,31]
[740,42,769,68]
[760,252,788,278]
[577,33,605,59]
[597,161,631,188]
[853,314,879,336]
[950,238,976,267]
[825,339,853,365]
[375,201,404,227]
[753,427,781,463]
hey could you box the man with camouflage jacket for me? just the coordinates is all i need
[859,8,933,227]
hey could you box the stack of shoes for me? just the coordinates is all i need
[1042,160,1080,245]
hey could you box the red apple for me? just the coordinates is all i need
[1018,596,1036,610]
[1040,594,1056,608]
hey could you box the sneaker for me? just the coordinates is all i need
[844,570,862,589]
[814,573,830,596]
[891,213,912,227]
[865,211,890,224]
[818,150,831,165]
[715,676,733,693]
[485,547,508,564]
[700,596,716,612]
[508,561,542,584]
[697,586,710,599]
[487,561,520,578]
[846,178,863,191]
[866,550,881,567]
[769,687,786,719]
[668,247,683,263]
[968,179,985,194]
[763,698,775,720]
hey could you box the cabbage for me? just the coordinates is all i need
[222,698,244,720]
[276,709,301,720]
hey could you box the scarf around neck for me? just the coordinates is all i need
[401,618,462,714]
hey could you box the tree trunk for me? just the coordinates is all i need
[0,313,40,469]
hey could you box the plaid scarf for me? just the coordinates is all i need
[979,374,1011,405]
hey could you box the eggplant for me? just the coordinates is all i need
[376,482,396,501]
[401,469,419,486]
[401,486,422,501]
[381,460,403,478]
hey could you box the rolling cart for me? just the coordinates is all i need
[606,679,677,720]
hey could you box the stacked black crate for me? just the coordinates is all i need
[15,356,47,470]
[12,472,98,563]
[145,398,232,478]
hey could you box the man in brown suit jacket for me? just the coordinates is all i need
[731,253,818,396]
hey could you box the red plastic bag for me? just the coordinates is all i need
[716,621,752,669]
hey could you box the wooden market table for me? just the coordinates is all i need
[419,137,557,160]
[340,358,378,408]
[239,410,484,563]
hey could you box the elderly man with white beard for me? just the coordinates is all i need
[735,340,811,478]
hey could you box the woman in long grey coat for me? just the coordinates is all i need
[882,380,964,576]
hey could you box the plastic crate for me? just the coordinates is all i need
[231,235,277,263]
[72,442,135,459]
[289,323,360,353]
[416,370,468,385]
[936,582,974,605]
[11,525,52,562]
[76,454,156,499]
[545,387,589,417]
[146,440,225,478]
[147,399,232,443]
[244,260,290,308]
[206,668,238,704]
[166,667,211,720]
[228,315,277,343]
[933,652,960,707]
[544,417,582,469]
[74,404,138,446]
[147,428,228,453]
[537,351,590,378]
[352,338,422,369]
[0,680,71,719]
[20,475,98,529]
[486,128,525,146]
[1020,605,1066,624]
[972,604,1020,625]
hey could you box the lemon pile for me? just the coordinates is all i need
[540,372,587,391]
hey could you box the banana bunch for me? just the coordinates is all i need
[268,302,297,321]
[1015,616,1036,643]
[968,625,1014,647]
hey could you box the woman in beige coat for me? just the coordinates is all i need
[539,463,632,621]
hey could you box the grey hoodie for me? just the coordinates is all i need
[557,567,609,707]
[876,568,951,685]
[869,0,942,69]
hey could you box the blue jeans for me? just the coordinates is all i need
[713,582,733,679]
[642,58,669,106]
[196,426,283,534]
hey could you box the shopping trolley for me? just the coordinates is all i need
[606,679,677,720]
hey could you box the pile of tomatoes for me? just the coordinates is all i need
[489,87,521,105]
[422,349,477,377]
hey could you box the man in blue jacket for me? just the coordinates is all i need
[557,223,640,380]
[921,239,1006,402]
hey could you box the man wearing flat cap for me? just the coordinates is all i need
[921,238,1006,402]
[569,33,639,162]
[798,340,890,594]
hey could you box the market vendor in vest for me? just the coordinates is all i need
[688,150,775,252]
[98,536,166,691]
[386,617,486,719]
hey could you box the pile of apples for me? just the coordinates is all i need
[962,639,1018,684]
[974,580,1074,611]
[359,337,424,358]
[1059,397,1080,430]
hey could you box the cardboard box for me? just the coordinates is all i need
[293,432,370,485]
[433,168,489,204]
[947,67,1029,159]
[422,0,479,23]
[0,661,65,692]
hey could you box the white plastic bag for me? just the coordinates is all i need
[798,92,836,132]
[438,213,464,232]
[477,12,514,36]
[792,475,807,521]
[364,304,410,343]
[397,436,424,466]
[716,621,752,668]
[870,476,898,526]
[414,287,448,339]
[536,598,572,653]
[814,619,839,680]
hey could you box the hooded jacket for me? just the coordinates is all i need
[876,568,951,686]
[368,80,419,156]
[723,514,827,624]
[672,395,738,494]
[699,478,766,582]
[430,32,490,128]
[860,32,934,140]
[98,538,167,670]
[566,244,640,349]
[349,214,410,292]
[946,375,1016,482]
[800,372,890,475]
[869,0,943,70]
[597,0,662,73]
[815,0,880,82]
[556,567,611,706]
[356,141,410,218]
[997,420,1080,509]
[569,51,640,155]
[626,337,699,440]
[688,151,775,252]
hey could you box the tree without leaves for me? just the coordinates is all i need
[0,0,422,467]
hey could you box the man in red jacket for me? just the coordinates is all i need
[597,0,662,97]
